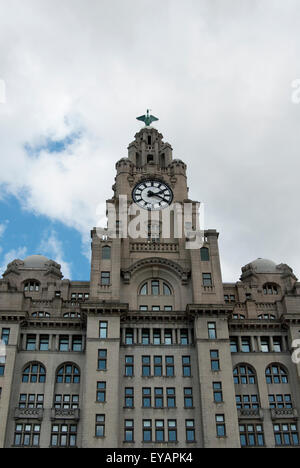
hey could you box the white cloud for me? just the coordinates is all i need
[0,0,300,280]
[0,247,28,276]
[38,230,72,280]
[0,221,8,238]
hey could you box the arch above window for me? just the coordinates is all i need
[22,363,46,383]
[233,364,257,385]
[139,279,173,296]
[24,280,40,292]
[56,363,80,384]
[263,283,279,295]
[32,311,50,318]
[266,364,288,384]
[258,314,276,320]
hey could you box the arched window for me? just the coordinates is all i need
[24,281,40,292]
[200,247,210,262]
[139,280,173,296]
[232,314,245,320]
[32,312,50,318]
[63,312,81,319]
[263,283,279,295]
[258,314,276,320]
[102,246,111,260]
[266,365,288,384]
[56,364,80,384]
[22,363,46,383]
[233,365,256,385]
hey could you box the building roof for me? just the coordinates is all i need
[247,258,279,274]
[23,255,50,269]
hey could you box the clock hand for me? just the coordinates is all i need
[149,193,169,203]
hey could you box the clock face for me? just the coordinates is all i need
[132,180,173,210]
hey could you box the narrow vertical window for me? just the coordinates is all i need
[99,322,108,339]
[208,323,217,340]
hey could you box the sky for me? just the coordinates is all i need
[0,0,300,282]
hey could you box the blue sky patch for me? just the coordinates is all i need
[0,195,90,280]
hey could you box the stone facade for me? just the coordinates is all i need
[0,125,300,448]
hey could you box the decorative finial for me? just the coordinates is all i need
[136,109,159,126]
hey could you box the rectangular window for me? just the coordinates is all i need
[165,356,174,377]
[95,415,105,438]
[203,273,212,287]
[230,337,238,353]
[216,415,226,437]
[273,337,282,352]
[154,356,162,376]
[164,329,173,345]
[139,306,148,311]
[184,388,193,408]
[101,272,110,286]
[155,420,165,442]
[236,395,259,410]
[182,356,191,377]
[72,336,83,352]
[274,424,299,446]
[151,280,160,295]
[96,382,106,403]
[261,337,270,353]
[99,322,108,339]
[143,420,152,442]
[54,394,79,409]
[186,420,195,442]
[208,323,217,340]
[241,338,251,353]
[98,350,107,371]
[50,424,77,448]
[125,329,134,345]
[141,329,150,345]
[19,394,44,409]
[240,424,265,447]
[167,388,176,408]
[153,329,161,345]
[154,388,163,408]
[269,394,292,409]
[59,336,69,352]
[26,335,36,351]
[213,382,223,403]
[125,356,134,377]
[168,420,177,442]
[1,328,10,345]
[142,388,151,408]
[124,420,134,442]
[180,329,189,345]
[14,423,41,447]
[210,350,220,371]
[142,356,151,377]
[39,335,49,351]
[125,388,134,408]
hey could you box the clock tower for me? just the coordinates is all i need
[84,113,240,448]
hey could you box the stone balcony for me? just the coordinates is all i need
[15,407,44,420]
[271,408,298,420]
[51,408,80,421]
[238,408,263,420]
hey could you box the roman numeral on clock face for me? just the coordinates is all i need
[132,179,173,211]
